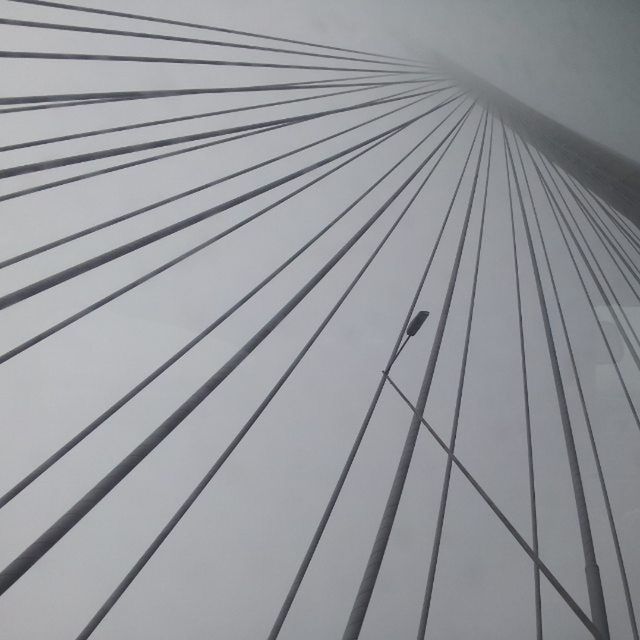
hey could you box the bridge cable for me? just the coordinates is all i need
[8,0,425,64]
[417,113,494,638]
[0,87,451,204]
[267,105,479,640]
[0,16,433,70]
[0,101,471,510]
[0,93,461,312]
[0,85,449,270]
[340,109,489,640]
[503,123,609,640]
[513,133,639,640]
[72,114,460,640]
[0,99,473,596]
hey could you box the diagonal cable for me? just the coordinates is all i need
[0,100,475,596]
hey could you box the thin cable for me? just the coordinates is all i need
[341,110,489,640]
[602,204,640,249]
[72,118,446,640]
[504,127,542,640]
[0,100,469,371]
[0,85,446,269]
[555,169,640,295]
[539,164,640,348]
[0,88,454,204]
[0,102,474,596]
[0,77,428,106]
[570,183,640,283]
[503,124,610,640]
[0,75,426,116]
[267,105,479,640]
[505,113,640,364]
[501,99,639,230]
[0,50,422,75]
[5,119,280,194]
[0,129,395,509]
[0,85,452,180]
[0,81,437,153]
[524,147,640,373]
[513,133,639,640]
[608,201,640,241]
[0,17,430,70]
[0,93,462,312]
[7,0,424,64]
[417,114,493,638]
[0,121,280,203]
[514,138,640,437]
[594,195,640,245]
[385,376,602,639]
[568,177,640,261]
[0,95,141,115]
[0,101,471,509]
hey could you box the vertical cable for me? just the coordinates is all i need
[518,138,640,640]
[504,114,640,368]
[538,163,640,344]
[520,145,640,424]
[503,122,610,640]
[567,176,640,261]
[266,104,477,640]
[341,109,489,640]
[385,376,601,638]
[503,127,543,640]
[417,115,493,638]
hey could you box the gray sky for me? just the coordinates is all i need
[0,1,639,639]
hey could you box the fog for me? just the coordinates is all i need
[0,2,638,639]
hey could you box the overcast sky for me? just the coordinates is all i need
[0,1,639,639]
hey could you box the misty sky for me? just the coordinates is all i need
[0,1,639,639]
